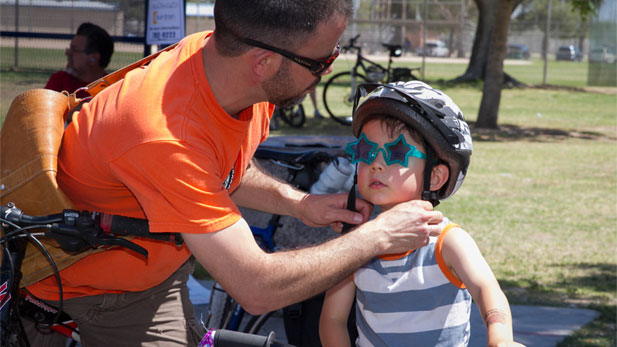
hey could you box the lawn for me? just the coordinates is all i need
[1,53,616,346]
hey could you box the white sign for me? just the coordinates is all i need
[146,0,185,45]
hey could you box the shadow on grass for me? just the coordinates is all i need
[469,122,616,143]
[550,262,617,296]
[500,262,616,306]
[269,120,617,143]
[500,262,616,347]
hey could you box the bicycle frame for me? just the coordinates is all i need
[322,34,422,126]
[205,149,335,337]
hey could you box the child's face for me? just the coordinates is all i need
[357,119,426,211]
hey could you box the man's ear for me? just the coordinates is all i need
[251,49,281,81]
[430,163,449,191]
[88,52,100,66]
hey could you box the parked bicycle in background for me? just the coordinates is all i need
[269,104,306,131]
[322,34,422,125]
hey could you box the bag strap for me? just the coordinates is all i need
[67,43,178,110]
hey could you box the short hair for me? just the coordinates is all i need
[359,114,425,148]
[213,0,353,56]
[76,22,114,69]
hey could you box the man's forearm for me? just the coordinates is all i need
[231,159,304,216]
[248,230,372,313]
[184,218,382,315]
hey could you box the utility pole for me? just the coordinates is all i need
[543,0,552,85]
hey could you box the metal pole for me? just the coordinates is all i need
[542,0,552,85]
[422,0,427,80]
[13,0,19,68]
[402,0,406,48]
[144,0,151,56]
[459,0,465,58]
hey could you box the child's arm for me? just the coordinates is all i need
[319,276,356,347]
[441,228,525,347]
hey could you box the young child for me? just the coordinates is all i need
[319,81,524,347]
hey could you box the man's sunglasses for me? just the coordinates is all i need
[243,38,340,76]
[346,133,426,167]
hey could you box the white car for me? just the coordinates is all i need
[417,40,449,57]
[589,46,616,64]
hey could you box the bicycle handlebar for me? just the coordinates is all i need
[202,329,293,347]
[0,202,184,258]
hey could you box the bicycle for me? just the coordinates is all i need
[270,104,306,131]
[205,147,336,339]
[322,34,422,125]
[0,202,295,347]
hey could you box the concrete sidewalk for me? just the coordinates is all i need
[189,277,599,346]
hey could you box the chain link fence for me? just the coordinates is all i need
[1,0,615,85]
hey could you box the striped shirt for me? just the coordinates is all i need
[353,220,472,346]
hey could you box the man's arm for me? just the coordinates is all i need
[182,199,442,315]
[231,159,369,230]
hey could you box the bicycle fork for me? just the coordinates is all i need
[348,71,359,104]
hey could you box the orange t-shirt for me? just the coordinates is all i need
[27,31,273,300]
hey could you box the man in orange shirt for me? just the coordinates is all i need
[26,1,445,345]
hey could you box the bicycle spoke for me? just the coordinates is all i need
[323,71,368,125]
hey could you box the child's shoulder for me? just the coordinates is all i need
[437,216,475,249]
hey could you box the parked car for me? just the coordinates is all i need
[589,46,616,64]
[506,43,530,60]
[556,45,583,62]
[417,40,449,57]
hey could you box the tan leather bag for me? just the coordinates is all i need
[0,44,177,288]
[0,89,107,287]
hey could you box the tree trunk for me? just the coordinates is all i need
[476,0,519,129]
[454,0,494,81]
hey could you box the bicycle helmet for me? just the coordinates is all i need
[351,81,472,203]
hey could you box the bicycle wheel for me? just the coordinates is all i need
[206,282,234,329]
[243,311,274,335]
[280,104,306,128]
[322,71,368,126]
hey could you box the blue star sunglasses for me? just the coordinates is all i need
[345,133,427,167]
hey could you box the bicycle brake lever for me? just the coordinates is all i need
[84,235,148,258]
[48,224,148,258]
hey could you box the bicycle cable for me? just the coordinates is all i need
[0,220,65,331]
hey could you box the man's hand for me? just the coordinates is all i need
[294,193,372,231]
[359,200,443,254]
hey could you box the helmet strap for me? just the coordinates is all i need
[341,164,358,234]
[422,140,440,207]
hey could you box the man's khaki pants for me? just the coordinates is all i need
[23,258,205,346]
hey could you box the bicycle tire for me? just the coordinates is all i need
[280,104,306,128]
[322,71,368,126]
[243,311,274,335]
[206,282,234,329]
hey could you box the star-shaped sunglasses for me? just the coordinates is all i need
[345,133,426,167]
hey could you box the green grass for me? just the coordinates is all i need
[1,54,616,346]
[1,46,143,72]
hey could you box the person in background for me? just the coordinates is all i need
[45,22,114,97]
[310,89,325,119]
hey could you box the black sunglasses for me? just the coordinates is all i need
[243,38,340,76]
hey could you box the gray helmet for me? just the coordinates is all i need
[351,81,473,202]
